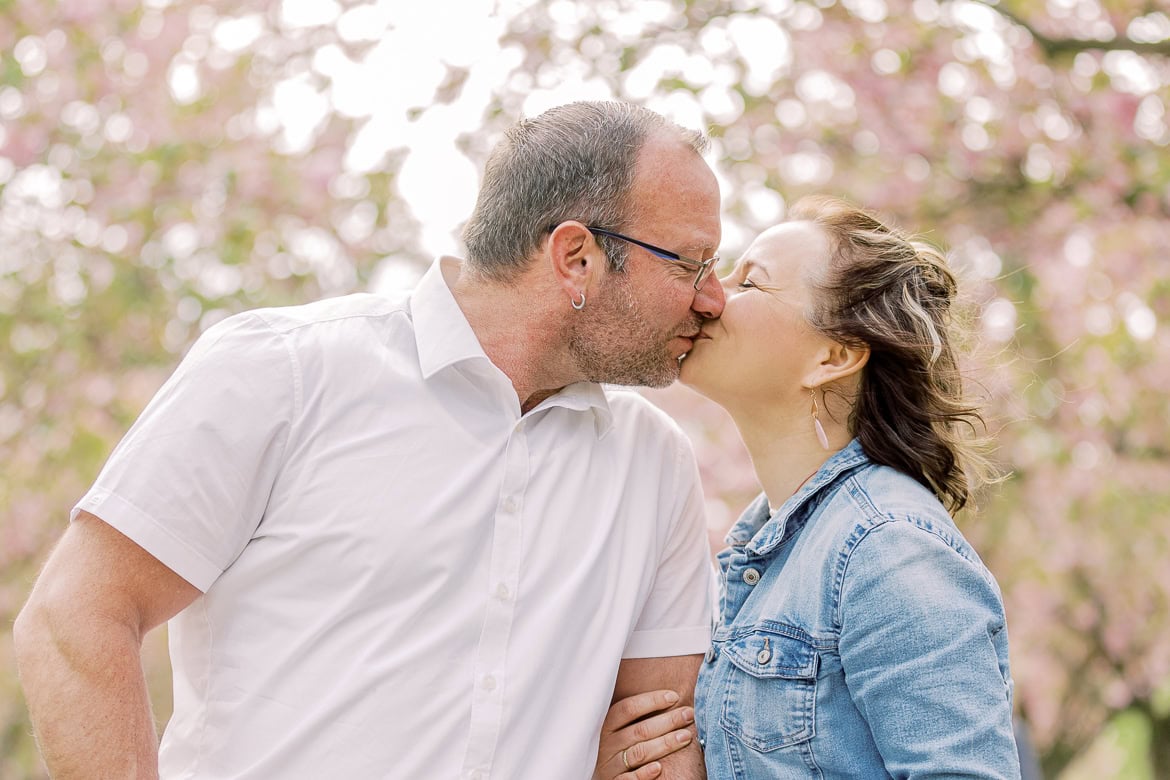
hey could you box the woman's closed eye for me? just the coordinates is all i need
[738,278,759,290]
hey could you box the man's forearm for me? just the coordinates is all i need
[656,735,706,779]
[14,602,160,779]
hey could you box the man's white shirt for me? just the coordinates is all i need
[76,257,713,779]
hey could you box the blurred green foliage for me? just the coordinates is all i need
[2,1,1170,777]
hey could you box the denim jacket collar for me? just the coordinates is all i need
[725,439,869,558]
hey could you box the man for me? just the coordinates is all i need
[14,101,724,778]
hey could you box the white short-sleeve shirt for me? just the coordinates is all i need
[76,257,713,779]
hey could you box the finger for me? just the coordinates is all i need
[623,728,694,768]
[625,706,694,745]
[613,761,663,780]
[604,751,661,780]
[630,761,662,779]
[602,689,681,732]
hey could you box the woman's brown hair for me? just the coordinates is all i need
[790,195,991,513]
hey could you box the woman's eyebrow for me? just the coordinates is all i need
[743,259,771,279]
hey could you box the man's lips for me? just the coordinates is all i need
[675,322,711,357]
[675,329,710,359]
[686,328,712,347]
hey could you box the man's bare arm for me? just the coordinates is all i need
[610,655,706,779]
[13,511,200,779]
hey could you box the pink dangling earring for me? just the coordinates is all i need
[810,388,830,450]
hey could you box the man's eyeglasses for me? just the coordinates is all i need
[586,227,719,291]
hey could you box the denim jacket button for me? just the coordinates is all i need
[742,567,761,585]
[705,645,717,663]
[757,648,772,664]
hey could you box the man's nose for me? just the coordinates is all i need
[692,271,725,319]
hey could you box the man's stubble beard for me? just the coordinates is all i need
[566,273,699,389]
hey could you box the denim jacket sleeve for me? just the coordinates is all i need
[838,518,1021,779]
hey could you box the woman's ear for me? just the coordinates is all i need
[804,340,869,388]
[548,221,604,302]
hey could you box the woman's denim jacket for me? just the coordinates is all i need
[696,440,1020,779]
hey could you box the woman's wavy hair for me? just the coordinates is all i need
[791,195,993,513]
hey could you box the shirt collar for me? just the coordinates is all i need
[411,256,491,379]
[726,438,870,557]
[531,381,615,438]
[410,256,614,437]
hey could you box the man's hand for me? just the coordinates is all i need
[594,689,696,779]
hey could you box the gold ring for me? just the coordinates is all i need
[622,747,632,771]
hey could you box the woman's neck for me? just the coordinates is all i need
[725,399,849,512]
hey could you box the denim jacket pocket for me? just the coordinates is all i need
[719,627,819,752]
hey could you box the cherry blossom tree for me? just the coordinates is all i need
[2,0,1167,776]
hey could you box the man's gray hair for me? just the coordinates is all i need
[461,101,708,281]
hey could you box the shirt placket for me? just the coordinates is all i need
[460,417,530,780]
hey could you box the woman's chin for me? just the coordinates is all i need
[678,351,711,391]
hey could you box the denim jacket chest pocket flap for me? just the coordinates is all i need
[719,627,820,752]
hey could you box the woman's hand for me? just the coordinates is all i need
[593,689,696,780]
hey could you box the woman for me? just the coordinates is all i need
[608,196,1019,778]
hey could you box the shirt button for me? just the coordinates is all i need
[742,567,761,585]
[502,497,518,513]
[469,772,484,780]
[481,675,497,691]
[495,583,511,601]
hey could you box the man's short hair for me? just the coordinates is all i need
[461,101,708,281]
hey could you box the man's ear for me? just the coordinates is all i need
[803,340,869,388]
[548,221,604,302]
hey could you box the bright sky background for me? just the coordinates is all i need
[239,0,1168,304]
[241,0,809,293]
[5,0,1146,335]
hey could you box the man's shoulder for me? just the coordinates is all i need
[602,388,684,434]
[600,389,696,467]
[246,292,411,335]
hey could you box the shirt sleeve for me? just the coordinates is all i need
[73,311,297,592]
[839,518,1021,779]
[622,431,715,659]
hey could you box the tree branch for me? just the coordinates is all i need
[973,0,1170,57]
